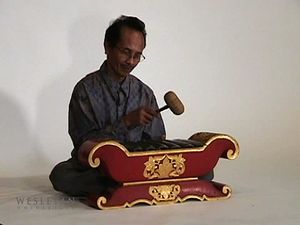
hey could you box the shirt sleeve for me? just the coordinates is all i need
[142,93,166,140]
[68,83,129,150]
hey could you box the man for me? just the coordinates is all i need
[49,15,166,196]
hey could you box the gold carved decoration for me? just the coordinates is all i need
[149,184,181,202]
[96,185,232,209]
[143,154,186,179]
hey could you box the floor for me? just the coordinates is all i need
[1,157,299,225]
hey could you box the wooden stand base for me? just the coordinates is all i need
[86,179,231,209]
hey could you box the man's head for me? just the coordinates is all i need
[104,15,147,81]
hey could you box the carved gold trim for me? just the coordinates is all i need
[143,154,186,179]
[123,177,198,186]
[97,196,154,210]
[88,133,240,168]
[189,133,240,160]
[88,142,125,168]
[149,184,181,202]
[96,185,232,210]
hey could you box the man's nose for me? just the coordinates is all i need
[125,55,137,65]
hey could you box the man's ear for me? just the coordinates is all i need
[104,41,111,55]
[104,41,108,54]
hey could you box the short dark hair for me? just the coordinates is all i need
[104,15,147,48]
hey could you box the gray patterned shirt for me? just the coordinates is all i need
[69,61,166,151]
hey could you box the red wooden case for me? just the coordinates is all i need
[78,132,239,209]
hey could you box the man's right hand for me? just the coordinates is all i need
[122,106,158,128]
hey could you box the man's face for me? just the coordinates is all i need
[105,26,145,80]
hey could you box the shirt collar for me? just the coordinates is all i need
[99,61,130,98]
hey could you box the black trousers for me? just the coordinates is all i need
[49,157,214,197]
[49,157,118,196]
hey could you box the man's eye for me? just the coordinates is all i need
[133,54,141,59]
[122,49,131,55]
